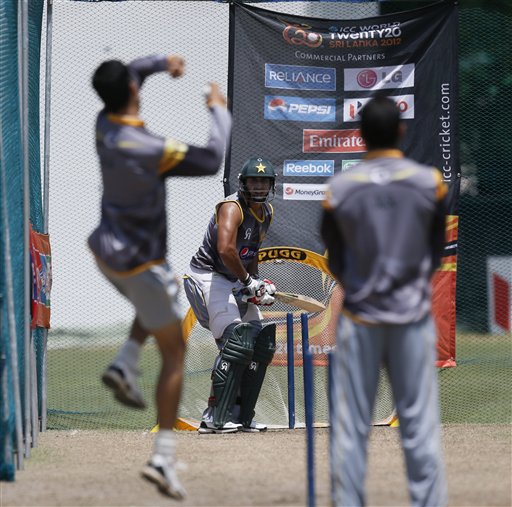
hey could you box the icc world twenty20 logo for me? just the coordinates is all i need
[283,23,323,48]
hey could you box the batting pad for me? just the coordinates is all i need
[178,247,395,428]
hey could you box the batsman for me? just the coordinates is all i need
[184,157,277,434]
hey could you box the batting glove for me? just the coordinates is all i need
[263,278,276,296]
[253,292,275,306]
[240,275,265,301]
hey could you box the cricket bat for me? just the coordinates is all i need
[273,292,326,312]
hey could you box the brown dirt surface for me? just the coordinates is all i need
[0,425,510,507]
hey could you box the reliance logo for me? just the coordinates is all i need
[265,64,336,91]
[303,129,366,153]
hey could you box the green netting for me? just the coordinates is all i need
[0,0,23,482]
[40,0,512,434]
[1,0,45,480]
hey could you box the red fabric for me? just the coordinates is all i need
[432,270,457,367]
[30,224,52,329]
[493,274,510,331]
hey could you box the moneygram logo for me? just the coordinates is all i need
[343,95,415,122]
[283,183,328,201]
[283,160,335,177]
[303,129,366,153]
[283,23,323,48]
[345,64,415,91]
[265,64,336,91]
[265,96,336,122]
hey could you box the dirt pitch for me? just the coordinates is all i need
[1,425,510,507]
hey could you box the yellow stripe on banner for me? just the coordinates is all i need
[154,418,200,432]
[439,263,457,272]
[446,217,459,230]
[152,419,200,433]
[181,307,197,343]
[258,246,331,276]
[149,310,198,432]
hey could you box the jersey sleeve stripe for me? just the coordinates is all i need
[158,138,189,175]
[432,168,448,201]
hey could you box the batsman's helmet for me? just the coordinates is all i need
[238,157,276,203]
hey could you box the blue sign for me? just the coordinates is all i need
[265,64,336,91]
[283,160,335,177]
[264,96,336,122]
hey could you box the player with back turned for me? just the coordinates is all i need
[183,157,277,434]
[321,95,448,506]
[89,54,231,499]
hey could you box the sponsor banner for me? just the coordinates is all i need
[341,159,362,172]
[343,94,414,122]
[283,183,328,201]
[283,159,335,177]
[228,1,458,362]
[265,95,336,122]
[30,224,52,329]
[303,129,365,153]
[265,63,336,91]
[344,64,415,91]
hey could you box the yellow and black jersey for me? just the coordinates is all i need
[190,192,274,281]
[88,55,231,273]
[321,150,448,325]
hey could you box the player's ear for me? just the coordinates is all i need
[398,121,407,139]
[128,80,139,98]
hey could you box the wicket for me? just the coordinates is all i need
[286,311,316,507]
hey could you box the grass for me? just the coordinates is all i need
[46,329,511,430]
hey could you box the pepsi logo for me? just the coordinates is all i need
[268,98,287,110]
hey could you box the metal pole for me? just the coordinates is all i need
[19,0,33,457]
[286,312,295,429]
[40,0,54,433]
[0,128,24,471]
[301,313,315,507]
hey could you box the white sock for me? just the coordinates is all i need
[153,429,176,462]
[113,338,141,371]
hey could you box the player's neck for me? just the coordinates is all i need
[249,202,264,218]
[117,97,140,118]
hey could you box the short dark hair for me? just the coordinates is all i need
[360,95,401,150]
[92,60,131,113]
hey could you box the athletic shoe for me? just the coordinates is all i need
[101,364,146,409]
[197,420,241,434]
[240,420,267,433]
[141,456,186,500]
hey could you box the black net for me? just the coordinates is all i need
[47,0,511,430]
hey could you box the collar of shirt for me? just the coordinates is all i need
[364,149,404,160]
[107,114,145,128]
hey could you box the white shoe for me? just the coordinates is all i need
[197,420,241,434]
[141,455,186,500]
[240,420,267,433]
[101,363,146,409]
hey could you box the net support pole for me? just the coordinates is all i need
[286,312,295,429]
[40,0,53,433]
[19,0,33,457]
[0,130,24,471]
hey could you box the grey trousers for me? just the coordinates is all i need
[330,314,447,507]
